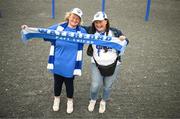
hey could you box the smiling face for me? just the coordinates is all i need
[94,20,107,32]
[68,13,81,28]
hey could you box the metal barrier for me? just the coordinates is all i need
[145,0,151,21]
[51,0,55,19]
[51,0,151,21]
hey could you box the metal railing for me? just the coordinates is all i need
[51,0,151,21]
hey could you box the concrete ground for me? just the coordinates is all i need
[0,0,180,118]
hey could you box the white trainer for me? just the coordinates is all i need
[67,99,73,114]
[88,100,96,112]
[52,96,60,111]
[99,100,106,113]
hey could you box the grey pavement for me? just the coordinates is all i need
[0,0,180,118]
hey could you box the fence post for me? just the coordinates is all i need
[102,0,105,13]
[52,0,55,19]
[145,0,151,21]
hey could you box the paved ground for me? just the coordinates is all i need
[0,0,180,118]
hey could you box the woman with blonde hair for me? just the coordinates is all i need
[21,8,86,114]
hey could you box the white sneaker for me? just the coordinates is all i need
[67,99,73,114]
[99,100,106,113]
[52,96,60,111]
[88,100,96,112]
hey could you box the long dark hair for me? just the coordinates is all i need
[90,19,110,52]
[90,19,110,35]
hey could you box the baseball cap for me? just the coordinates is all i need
[71,8,83,19]
[92,11,108,22]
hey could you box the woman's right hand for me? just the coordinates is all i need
[21,25,28,29]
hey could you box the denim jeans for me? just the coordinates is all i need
[89,63,120,101]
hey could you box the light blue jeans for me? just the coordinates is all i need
[89,63,120,101]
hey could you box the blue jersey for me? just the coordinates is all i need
[54,27,79,77]
[45,22,87,78]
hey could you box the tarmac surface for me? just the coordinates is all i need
[0,0,180,118]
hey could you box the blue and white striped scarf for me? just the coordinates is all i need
[47,24,84,76]
[21,26,127,76]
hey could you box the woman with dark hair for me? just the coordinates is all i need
[86,11,129,113]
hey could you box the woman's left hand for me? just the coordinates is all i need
[119,35,126,41]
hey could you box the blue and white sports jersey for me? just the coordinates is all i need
[45,22,86,78]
